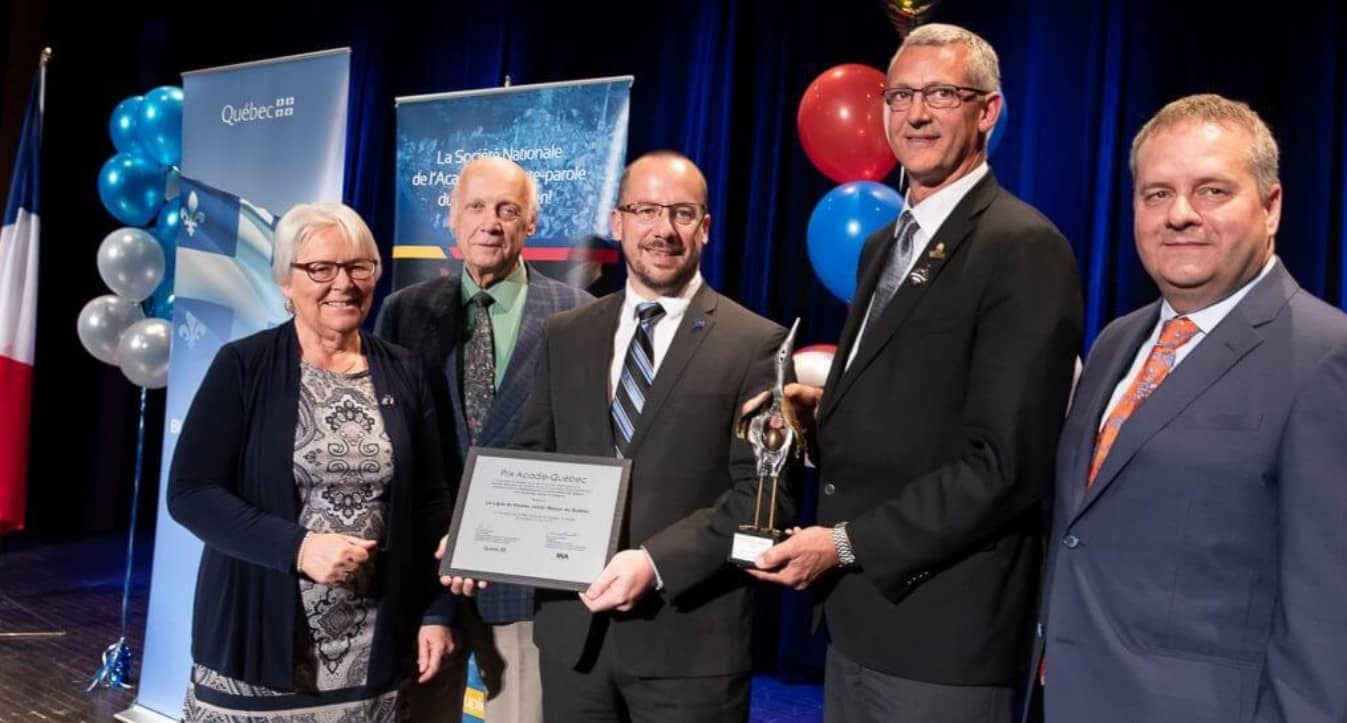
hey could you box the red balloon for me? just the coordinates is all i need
[797,64,897,183]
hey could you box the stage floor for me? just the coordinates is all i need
[0,534,822,722]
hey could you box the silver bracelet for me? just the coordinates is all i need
[833,522,857,567]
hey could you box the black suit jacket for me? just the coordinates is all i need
[815,171,1083,685]
[167,322,451,692]
[515,284,789,677]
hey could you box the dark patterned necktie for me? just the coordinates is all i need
[463,291,495,444]
[610,301,665,458]
[863,210,920,333]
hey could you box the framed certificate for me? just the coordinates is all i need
[440,447,631,592]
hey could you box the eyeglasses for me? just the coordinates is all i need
[882,84,990,111]
[616,202,707,227]
[461,199,525,222]
[291,260,378,282]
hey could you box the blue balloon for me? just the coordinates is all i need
[147,292,175,321]
[146,198,180,318]
[989,94,1009,157]
[108,95,146,156]
[807,181,904,302]
[98,152,165,226]
[136,85,184,167]
[151,196,182,248]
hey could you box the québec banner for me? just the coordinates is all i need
[128,48,350,722]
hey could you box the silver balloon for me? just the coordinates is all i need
[76,295,146,365]
[97,227,165,302]
[116,318,172,389]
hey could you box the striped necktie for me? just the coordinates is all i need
[611,301,665,458]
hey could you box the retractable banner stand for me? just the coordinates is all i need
[120,49,350,723]
[392,76,632,291]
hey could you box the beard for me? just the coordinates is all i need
[628,247,699,297]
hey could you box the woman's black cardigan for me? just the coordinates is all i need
[167,321,453,692]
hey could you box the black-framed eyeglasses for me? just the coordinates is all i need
[616,202,707,227]
[290,259,378,282]
[882,84,990,111]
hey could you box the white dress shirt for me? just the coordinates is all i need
[609,272,703,400]
[608,273,705,591]
[1098,255,1278,428]
[846,163,991,370]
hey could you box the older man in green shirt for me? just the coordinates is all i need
[376,155,593,723]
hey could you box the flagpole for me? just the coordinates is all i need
[0,46,64,642]
[39,46,50,111]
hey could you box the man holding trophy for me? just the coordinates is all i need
[747,23,1083,723]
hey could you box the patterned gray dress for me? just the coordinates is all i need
[183,363,402,722]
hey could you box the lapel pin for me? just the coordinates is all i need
[929,243,945,260]
[908,267,929,286]
[381,394,395,407]
[693,320,706,330]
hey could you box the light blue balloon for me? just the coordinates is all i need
[98,152,166,226]
[147,198,180,318]
[807,181,904,303]
[108,95,146,156]
[136,85,184,167]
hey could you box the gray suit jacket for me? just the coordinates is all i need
[375,263,593,622]
[1034,260,1347,723]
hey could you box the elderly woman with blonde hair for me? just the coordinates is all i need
[169,201,454,721]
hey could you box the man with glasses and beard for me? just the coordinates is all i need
[510,150,790,721]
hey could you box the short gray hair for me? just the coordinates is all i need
[1129,93,1280,201]
[451,155,540,224]
[272,202,381,284]
[890,23,1001,92]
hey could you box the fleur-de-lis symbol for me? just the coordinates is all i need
[177,309,206,349]
[180,191,205,237]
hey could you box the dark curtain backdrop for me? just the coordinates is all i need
[4,0,1346,675]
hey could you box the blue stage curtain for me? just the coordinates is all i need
[15,0,1347,678]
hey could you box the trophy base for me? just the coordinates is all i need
[729,526,785,568]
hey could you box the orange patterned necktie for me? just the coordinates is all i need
[1086,316,1201,487]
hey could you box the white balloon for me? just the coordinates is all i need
[793,346,837,388]
[76,295,145,365]
[97,227,165,302]
[116,318,172,388]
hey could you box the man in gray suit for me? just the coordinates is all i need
[376,155,592,723]
[1032,94,1347,723]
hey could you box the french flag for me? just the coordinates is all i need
[0,57,45,535]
